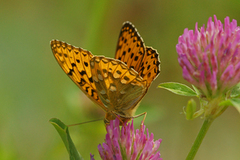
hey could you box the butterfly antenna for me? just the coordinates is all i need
[67,118,103,127]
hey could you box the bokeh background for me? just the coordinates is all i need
[1,0,240,159]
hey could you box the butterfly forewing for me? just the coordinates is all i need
[90,56,147,118]
[51,40,105,109]
[115,22,145,71]
[115,22,160,87]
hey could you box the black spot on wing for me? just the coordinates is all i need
[79,70,87,76]
[84,62,88,67]
[68,69,74,76]
[89,77,93,83]
[134,56,138,61]
[130,53,134,58]
[79,78,86,86]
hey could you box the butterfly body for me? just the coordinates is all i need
[51,22,160,125]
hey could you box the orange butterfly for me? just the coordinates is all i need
[51,22,160,125]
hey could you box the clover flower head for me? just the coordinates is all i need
[91,118,162,160]
[176,15,240,98]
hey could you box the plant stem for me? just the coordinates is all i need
[186,117,214,160]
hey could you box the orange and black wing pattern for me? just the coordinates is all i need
[115,22,160,87]
[50,40,105,110]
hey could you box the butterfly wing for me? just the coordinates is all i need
[138,47,161,86]
[90,56,148,121]
[50,40,106,110]
[115,22,160,86]
[115,22,145,71]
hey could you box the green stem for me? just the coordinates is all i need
[186,117,214,160]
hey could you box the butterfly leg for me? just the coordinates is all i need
[111,111,147,127]
[132,112,147,128]
[106,111,125,125]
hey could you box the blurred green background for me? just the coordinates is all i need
[1,0,240,159]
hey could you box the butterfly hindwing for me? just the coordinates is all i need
[90,56,148,117]
[50,40,105,108]
[138,47,161,86]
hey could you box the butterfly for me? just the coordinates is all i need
[50,21,160,125]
